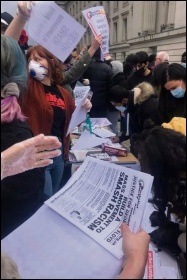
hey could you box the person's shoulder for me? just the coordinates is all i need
[1,120,32,134]
[1,120,33,152]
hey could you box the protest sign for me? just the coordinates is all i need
[45,156,153,259]
[28,1,86,62]
[82,6,109,57]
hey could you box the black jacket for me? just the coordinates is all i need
[1,120,45,239]
[119,82,160,142]
[82,59,113,108]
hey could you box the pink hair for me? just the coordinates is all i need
[1,96,27,123]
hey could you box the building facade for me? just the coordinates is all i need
[56,1,186,63]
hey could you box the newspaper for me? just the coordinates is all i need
[45,156,153,259]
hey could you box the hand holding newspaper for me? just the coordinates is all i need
[66,87,91,136]
[45,156,153,259]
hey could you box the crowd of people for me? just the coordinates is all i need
[1,1,186,279]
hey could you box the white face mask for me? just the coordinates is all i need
[115,106,127,112]
[28,60,48,81]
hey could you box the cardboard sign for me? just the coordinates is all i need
[82,6,109,57]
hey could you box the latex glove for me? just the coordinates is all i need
[1,134,62,180]
[17,1,35,20]
[111,136,120,143]
[82,98,92,112]
[149,227,182,256]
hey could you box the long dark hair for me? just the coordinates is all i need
[131,120,186,219]
[154,63,186,122]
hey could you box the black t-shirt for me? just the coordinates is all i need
[43,84,66,138]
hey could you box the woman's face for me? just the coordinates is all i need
[164,79,186,91]
[28,51,49,70]
[28,51,51,85]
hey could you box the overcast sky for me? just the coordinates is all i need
[1,1,35,45]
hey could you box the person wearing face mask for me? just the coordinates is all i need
[109,83,159,152]
[125,51,155,91]
[5,2,92,198]
[157,63,186,123]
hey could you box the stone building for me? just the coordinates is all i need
[56,1,186,63]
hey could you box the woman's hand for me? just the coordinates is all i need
[121,224,150,261]
[117,224,150,279]
[17,1,34,20]
[88,34,103,57]
[111,136,120,143]
[1,134,62,180]
[82,98,92,112]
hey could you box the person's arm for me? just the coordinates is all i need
[1,134,62,180]
[117,224,149,279]
[4,1,33,41]
[62,34,102,85]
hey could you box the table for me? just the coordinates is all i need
[70,133,141,175]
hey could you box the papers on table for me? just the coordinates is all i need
[90,118,111,128]
[45,156,153,259]
[93,128,116,138]
[143,244,179,279]
[71,130,108,151]
[28,1,86,62]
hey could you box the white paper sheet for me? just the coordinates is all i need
[28,1,86,62]
[90,118,111,128]
[74,86,90,107]
[71,130,108,151]
[82,6,109,57]
[93,128,116,138]
[1,204,122,279]
[143,244,179,279]
[45,156,153,259]
[66,91,91,136]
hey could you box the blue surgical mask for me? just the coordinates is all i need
[181,63,186,68]
[115,106,127,112]
[170,86,185,98]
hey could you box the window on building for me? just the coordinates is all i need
[72,5,74,15]
[80,15,82,25]
[113,1,119,10]
[149,46,157,54]
[113,22,118,43]
[76,2,78,12]
[122,18,128,41]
